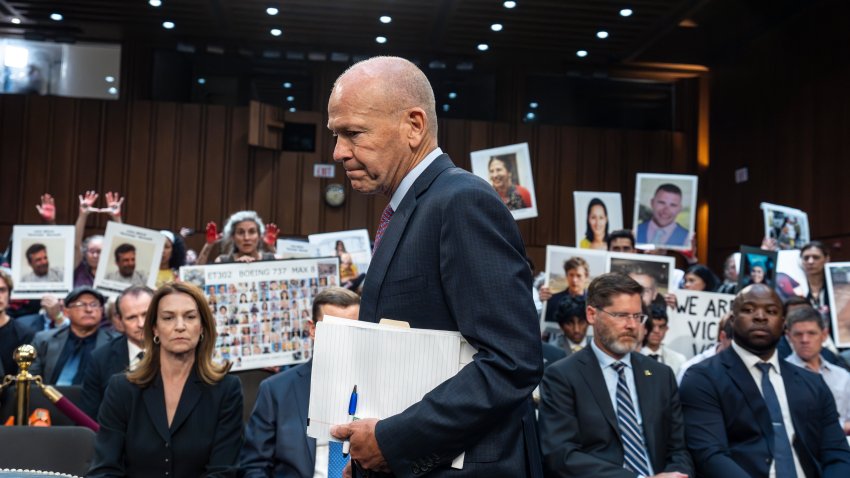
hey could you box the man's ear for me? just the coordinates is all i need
[404,108,428,148]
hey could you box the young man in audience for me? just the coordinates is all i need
[240,287,360,478]
[79,285,153,419]
[640,304,686,376]
[784,306,850,434]
[607,229,637,253]
[541,257,589,324]
[680,283,850,477]
[539,273,692,478]
[553,295,591,356]
[29,286,115,385]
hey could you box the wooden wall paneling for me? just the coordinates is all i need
[249,148,277,223]
[48,98,79,225]
[149,102,179,229]
[174,104,203,232]
[555,127,578,246]
[532,124,560,246]
[199,104,228,226]
[0,97,25,227]
[274,152,302,237]
[63,101,97,225]
[124,100,153,228]
[224,106,249,216]
[298,151,321,235]
[20,96,53,224]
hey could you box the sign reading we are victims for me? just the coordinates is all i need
[665,290,735,359]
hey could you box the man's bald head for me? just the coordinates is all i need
[332,56,438,137]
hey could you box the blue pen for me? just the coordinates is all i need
[342,385,357,456]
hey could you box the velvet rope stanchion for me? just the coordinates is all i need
[35,383,99,432]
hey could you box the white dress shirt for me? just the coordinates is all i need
[676,345,718,384]
[389,147,443,211]
[786,352,850,428]
[127,340,144,371]
[731,341,805,478]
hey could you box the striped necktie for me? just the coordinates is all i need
[373,204,394,251]
[612,361,651,477]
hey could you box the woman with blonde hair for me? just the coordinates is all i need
[88,282,243,477]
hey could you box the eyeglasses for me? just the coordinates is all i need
[68,301,101,309]
[597,308,648,324]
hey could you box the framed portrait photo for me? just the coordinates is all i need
[760,202,810,250]
[541,246,607,327]
[573,191,623,250]
[606,252,677,303]
[308,229,371,282]
[826,262,850,348]
[470,142,538,221]
[10,225,75,299]
[737,246,778,291]
[633,173,698,251]
[94,221,164,296]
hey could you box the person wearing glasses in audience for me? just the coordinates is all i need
[539,273,692,478]
[88,282,243,477]
[29,286,116,385]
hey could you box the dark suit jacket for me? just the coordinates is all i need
[79,335,131,419]
[539,347,693,478]
[0,315,39,376]
[543,290,576,324]
[240,360,315,478]
[359,154,543,477]
[29,325,115,384]
[542,342,567,368]
[87,370,243,478]
[680,346,850,478]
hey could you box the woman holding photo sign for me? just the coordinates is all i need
[196,210,279,264]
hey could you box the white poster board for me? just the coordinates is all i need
[633,173,698,251]
[573,192,623,250]
[665,290,735,359]
[94,222,164,296]
[470,142,538,221]
[760,202,810,250]
[10,225,75,299]
[179,256,341,371]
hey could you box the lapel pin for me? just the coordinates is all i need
[644,370,652,376]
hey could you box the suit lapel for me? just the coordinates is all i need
[113,337,130,372]
[576,348,619,433]
[721,348,774,454]
[359,154,454,322]
[169,370,202,434]
[295,361,316,462]
[46,328,69,381]
[142,375,171,442]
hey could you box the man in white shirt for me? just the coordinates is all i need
[79,285,153,419]
[640,304,686,375]
[785,306,850,434]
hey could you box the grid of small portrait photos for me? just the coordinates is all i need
[180,257,340,371]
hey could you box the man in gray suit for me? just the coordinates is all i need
[240,287,360,478]
[30,286,114,385]
[539,273,692,478]
[328,57,543,477]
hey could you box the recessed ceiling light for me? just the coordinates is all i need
[289,107,296,113]
[491,23,503,32]
[503,1,517,8]
[529,102,538,109]
[620,8,633,17]
[477,43,489,51]
[108,87,118,95]
[50,13,63,21]
[379,15,392,24]
[197,78,206,84]
[525,112,536,120]
[149,0,162,7]
[282,82,292,88]
[442,104,450,112]
[266,7,279,15]
[286,95,294,102]
[376,36,387,44]
[576,49,588,58]
[448,92,457,99]
[104,76,115,83]
[11,17,21,24]
[270,28,282,36]
[597,30,609,39]
[162,21,175,29]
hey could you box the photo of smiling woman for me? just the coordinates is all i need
[88,282,243,477]
[470,142,538,220]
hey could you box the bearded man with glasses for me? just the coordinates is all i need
[538,272,693,478]
[30,286,116,385]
